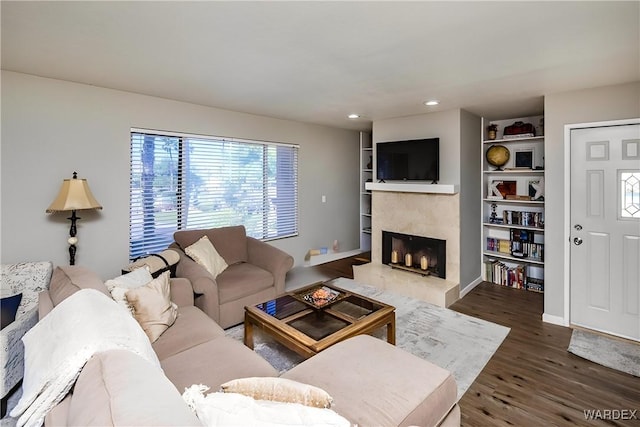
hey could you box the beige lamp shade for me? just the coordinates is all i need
[46,177,102,212]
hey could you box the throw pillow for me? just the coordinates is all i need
[183,385,349,427]
[125,272,178,343]
[49,266,111,306]
[1,293,23,330]
[105,267,154,314]
[219,377,334,409]
[184,235,228,278]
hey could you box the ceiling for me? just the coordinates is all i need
[2,1,639,131]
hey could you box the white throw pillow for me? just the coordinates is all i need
[184,235,228,278]
[125,272,178,343]
[105,267,153,314]
[220,377,334,408]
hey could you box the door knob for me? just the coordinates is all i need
[574,224,582,231]
[573,237,583,246]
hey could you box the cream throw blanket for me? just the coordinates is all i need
[10,289,160,427]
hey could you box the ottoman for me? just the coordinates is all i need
[281,334,459,427]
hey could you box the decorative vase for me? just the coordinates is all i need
[488,130,497,140]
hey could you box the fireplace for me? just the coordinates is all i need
[382,231,446,279]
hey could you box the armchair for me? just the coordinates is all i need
[1,262,53,415]
[171,226,294,328]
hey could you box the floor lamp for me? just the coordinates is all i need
[46,172,102,265]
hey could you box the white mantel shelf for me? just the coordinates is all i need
[365,182,459,194]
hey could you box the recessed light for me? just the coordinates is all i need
[424,100,439,106]
[348,114,360,119]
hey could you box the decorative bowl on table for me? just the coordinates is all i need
[300,286,343,308]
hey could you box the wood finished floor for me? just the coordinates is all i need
[312,254,640,427]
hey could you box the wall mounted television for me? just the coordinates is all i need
[376,138,439,183]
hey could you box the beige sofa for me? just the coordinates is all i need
[171,225,294,328]
[35,266,459,427]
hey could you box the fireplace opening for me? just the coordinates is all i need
[382,231,446,279]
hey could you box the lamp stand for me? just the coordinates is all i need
[47,171,102,266]
[67,210,80,265]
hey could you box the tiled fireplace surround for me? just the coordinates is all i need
[353,190,460,307]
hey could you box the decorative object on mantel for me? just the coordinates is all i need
[486,124,498,140]
[46,172,102,265]
[485,145,510,171]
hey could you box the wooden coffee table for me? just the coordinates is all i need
[244,280,395,359]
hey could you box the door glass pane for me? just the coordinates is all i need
[620,171,640,218]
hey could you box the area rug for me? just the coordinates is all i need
[568,329,640,377]
[226,277,511,400]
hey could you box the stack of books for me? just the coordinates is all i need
[484,259,545,292]
[503,210,544,228]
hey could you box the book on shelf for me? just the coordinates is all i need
[484,259,527,289]
[484,259,544,292]
[526,277,544,292]
[486,237,511,254]
[486,233,544,261]
[503,133,535,139]
[502,210,544,228]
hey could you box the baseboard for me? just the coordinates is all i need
[459,276,482,298]
[542,313,569,327]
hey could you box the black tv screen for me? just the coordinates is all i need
[376,138,439,183]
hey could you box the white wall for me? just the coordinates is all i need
[1,71,360,278]
[459,109,481,291]
[544,81,640,321]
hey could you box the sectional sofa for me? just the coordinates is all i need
[26,265,459,426]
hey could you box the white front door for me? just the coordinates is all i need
[570,123,640,341]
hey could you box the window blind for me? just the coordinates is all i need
[129,131,298,259]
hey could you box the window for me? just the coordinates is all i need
[129,130,298,259]
[620,170,640,219]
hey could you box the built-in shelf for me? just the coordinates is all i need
[482,114,545,293]
[483,198,544,205]
[307,249,364,267]
[482,222,544,232]
[483,136,544,144]
[365,182,459,194]
[483,170,545,175]
[359,132,372,252]
[483,250,544,266]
